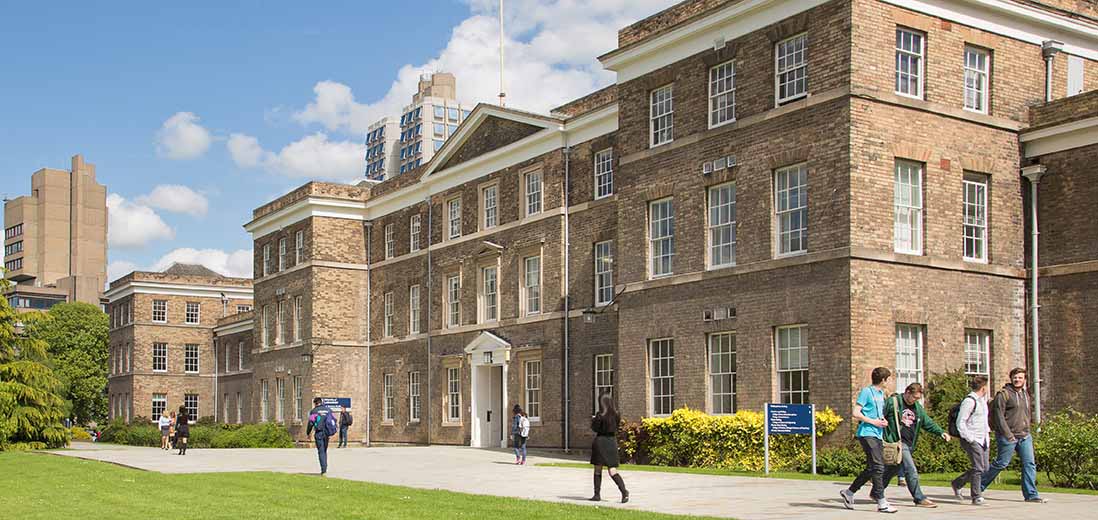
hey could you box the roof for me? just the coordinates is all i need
[161,263,223,277]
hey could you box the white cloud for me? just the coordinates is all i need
[290,1,674,137]
[227,133,266,168]
[227,132,365,182]
[156,112,213,160]
[136,185,209,217]
[106,260,138,285]
[106,193,175,249]
[149,248,254,279]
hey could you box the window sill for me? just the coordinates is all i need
[775,250,808,260]
[776,93,808,107]
[894,91,923,101]
[708,118,736,131]
[707,262,737,272]
[962,107,989,116]
[963,257,989,265]
[442,421,463,427]
[649,139,673,149]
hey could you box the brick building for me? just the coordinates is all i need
[242,0,1098,447]
[105,263,252,423]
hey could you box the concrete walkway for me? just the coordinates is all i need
[54,442,1096,519]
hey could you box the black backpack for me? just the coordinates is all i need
[343,412,353,427]
[947,396,975,437]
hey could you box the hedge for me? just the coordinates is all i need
[619,406,843,471]
[99,418,293,449]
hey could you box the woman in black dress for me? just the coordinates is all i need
[175,406,190,456]
[590,393,629,503]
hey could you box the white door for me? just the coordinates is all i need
[475,365,504,447]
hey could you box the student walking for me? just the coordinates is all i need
[841,367,898,513]
[884,382,951,508]
[589,394,629,503]
[168,411,177,450]
[175,406,190,456]
[952,375,991,505]
[982,368,1046,503]
[511,404,530,465]
[338,410,353,448]
[307,397,336,475]
[158,411,172,450]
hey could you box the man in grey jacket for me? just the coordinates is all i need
[981,368,1046,503]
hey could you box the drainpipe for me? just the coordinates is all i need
[1042,40,1063,103]
[1022,164,1046,423]
[425,195,433,446]
[364,221,373,446]
[562,142,571,453]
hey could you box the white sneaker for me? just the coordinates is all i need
[972,496,985,506]
[877,499,898,513]
[951,483,966,501]
[840,489,854,510]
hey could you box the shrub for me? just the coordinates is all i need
[70,426,91,441]
[100,419,293,449]
[618,407,842,471]
[815,444,864,476]
[1034,410,1098,490]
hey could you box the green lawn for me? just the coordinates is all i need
[0,452,722,520]
[538,462,1098,496]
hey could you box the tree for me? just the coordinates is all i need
[25,302,109,423]
[0,279,70,449]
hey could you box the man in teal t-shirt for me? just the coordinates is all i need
[841,367,897,513]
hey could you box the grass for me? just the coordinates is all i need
[0,452,723,520]
[537,462,1098,496]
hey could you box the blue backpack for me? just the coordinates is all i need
[314,409,339,437]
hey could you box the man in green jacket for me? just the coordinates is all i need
[883,382,951,508]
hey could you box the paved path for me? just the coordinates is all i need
[54,442,1096,519]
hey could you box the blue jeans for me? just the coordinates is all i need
[981,434,1039,499]
[338,426,348,447]
[894,444,927,503]
[513,434,527,461]
[315,434,329,474]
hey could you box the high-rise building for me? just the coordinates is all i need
[3,154,107,311]
[364,73,471,181]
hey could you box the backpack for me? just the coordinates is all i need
[948,396,975,437]
[343,412,353,427]
[324,411,339,437]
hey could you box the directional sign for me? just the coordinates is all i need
[766,403,814,435]
[320,397,351,412]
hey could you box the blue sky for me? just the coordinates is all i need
[0,1,673,282]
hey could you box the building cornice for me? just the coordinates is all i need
[1020,115,1098,157]
[104,281,254,302]
[214,319,254,336]
[244,196,367,239]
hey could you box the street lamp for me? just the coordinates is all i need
[581,286,627,324]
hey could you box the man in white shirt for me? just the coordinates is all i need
[952,375,990,505]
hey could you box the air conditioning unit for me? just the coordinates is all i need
[714,157,727,170]
[702,162,714,175]
[703,310,714,321]
[726,306,737,318]
[725,155,737,167]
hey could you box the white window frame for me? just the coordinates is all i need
[184,394,198,422]
[963,172,989,263]
[446,274,461,328]
[594,354,614,413]
[775,33,808,105]
[447,197,462,239]
[648,198,674,278]
[650,84,674,147]
[236,392,243,424]
[152,300,167,323]
[709,60,737,128]
[523,256,541,316]
[895,28,925,99]
[409,285,421,334]
[410,214,421,252]
[964,329,991,377]
[524,170,542,217]
[649,338,675,416]
[481,184,498,230]
[262,305,270,348]
[224,341,231,373]
[776,325,809,404]
[525,360,541,421]
[383,292,394,337]
[295,230,304,264]
[895,324,924,391]
[774,164,808,257]
[409,371,421,422]
[152,343,167,373]
[276,377,285,423]
[293,375,303,423]
[276,300,285,345]
[708,182,737,269]
[385,224,395,259]
[709,332,737,414]
[238,340,244,371]
[594,241,613,307]
[263,244,270,276]
[293,296,302,342]
[447,367,461,423]
[279,237,287,271]
[479,266,498,323]
[261,379,269,422]
[185,344,199,374]
[383,373,394,422]
[152,393,166,420]
[185,302,200,325]
[594,149,614,199]
[894,160,924,255]
[964,45,990,113]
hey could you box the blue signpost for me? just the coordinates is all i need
[320,397,351,413]
[764,403,816,475]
